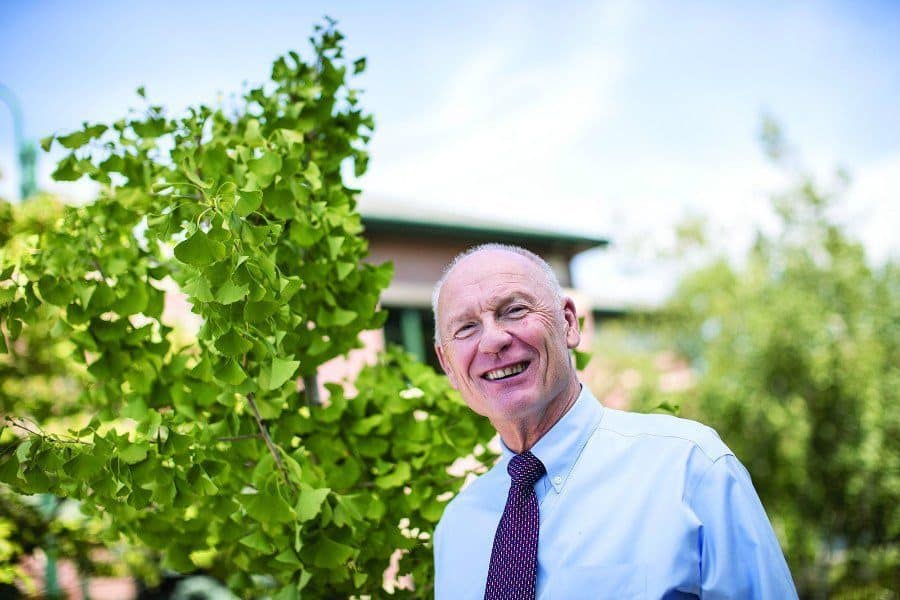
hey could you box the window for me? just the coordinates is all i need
[382,306,441,370]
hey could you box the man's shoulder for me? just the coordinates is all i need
[597,405,733,463]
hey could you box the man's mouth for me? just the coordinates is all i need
[483,361,530,381]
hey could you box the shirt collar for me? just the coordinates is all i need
[499,385,604,494]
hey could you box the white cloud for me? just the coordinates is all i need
[360,0,638,234]
[573,156,790,306]
[845,153,900,264]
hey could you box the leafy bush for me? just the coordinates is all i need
[0,21,494,598]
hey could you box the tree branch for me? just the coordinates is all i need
[245,393,297,492]
[5,417,90,444]
[217,434,263,442]
[6,417,43,437]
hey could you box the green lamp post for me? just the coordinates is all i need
[0,83,39,200]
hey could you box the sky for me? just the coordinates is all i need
[2,0,898,305]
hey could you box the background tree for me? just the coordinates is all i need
[651,121,899,598]
[1,21,495,598]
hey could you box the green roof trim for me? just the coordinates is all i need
[361,215,608,254]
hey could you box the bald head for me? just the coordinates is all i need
[432,244,563,345]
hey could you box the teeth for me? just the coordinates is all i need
[484,362,527,381]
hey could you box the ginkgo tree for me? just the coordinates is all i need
[0,21,495,598]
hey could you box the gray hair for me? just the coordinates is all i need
[432,243,563,345]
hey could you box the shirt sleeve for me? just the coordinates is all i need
[689,454,798,599]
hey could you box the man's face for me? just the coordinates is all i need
[435,250,581,427]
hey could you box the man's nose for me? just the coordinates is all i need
[478,319,512,355]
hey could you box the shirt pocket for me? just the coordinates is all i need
[551,562,646,599]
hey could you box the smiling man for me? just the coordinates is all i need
[431,244,797,599]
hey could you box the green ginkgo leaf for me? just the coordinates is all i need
[215,330,252,356]
[57,123,108,149]
[310,536,355,568]
[248,152,282,187]
[261,356,300,391]
[174,232,227,267]
[235,188,263,217]
[215,359,247,385]
[296,484,330,522]
[216,279,249,305]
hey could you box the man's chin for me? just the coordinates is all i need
[486,391,542,421]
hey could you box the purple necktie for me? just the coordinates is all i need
[484,450,546,600]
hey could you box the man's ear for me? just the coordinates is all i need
[435,344,459,389]
[562,297,581,350]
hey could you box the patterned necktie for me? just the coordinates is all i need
[484,450,546,600]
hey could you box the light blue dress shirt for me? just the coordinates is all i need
[434,386,797,599]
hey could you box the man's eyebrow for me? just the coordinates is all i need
[494,292,534,307]
[445,311,474,328]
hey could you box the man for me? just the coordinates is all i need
[432,244,797,599]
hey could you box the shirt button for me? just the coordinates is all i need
[553,476,562,485]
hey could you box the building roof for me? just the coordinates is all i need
[359,196,609,255]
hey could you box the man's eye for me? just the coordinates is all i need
[455,324,476,338]
[505,305,527,317]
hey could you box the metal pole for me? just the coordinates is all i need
[18,141,37,199]
[38,493,61,599]
[0,83,38,200]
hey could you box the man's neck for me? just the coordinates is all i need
[496,379,582,454]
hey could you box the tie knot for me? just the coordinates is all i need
[507,450,546,488]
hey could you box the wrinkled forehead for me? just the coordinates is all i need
[438,250,547,315]
[443,249,540,289]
